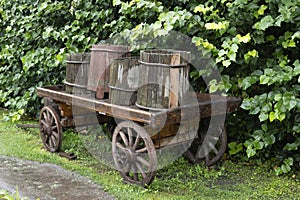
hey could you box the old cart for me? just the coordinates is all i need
[37,84,240,187]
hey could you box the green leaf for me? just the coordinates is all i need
[236,33,251,43]
[246,146,256,158]
[269,111,276,122]
[241,99,252,110]
[293,60,300,75]
[253,15,274,30]
[263,135,276,146]
[278,113,286,121]
[257,5,268,16]
[209,84,218,93]
[113,0,122,6]
[259,112,268,122]
[227,50,236,61]
[260,75,270,84]
[253,140,264,150]
[228,142,243,155]
[222,59,231,67]
[274,94,282,101]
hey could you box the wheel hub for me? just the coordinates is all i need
[125,148,136,163]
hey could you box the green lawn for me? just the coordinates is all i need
[0,109,299,200]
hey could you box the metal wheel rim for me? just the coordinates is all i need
[112,121,157,187]
[39,106,62,152]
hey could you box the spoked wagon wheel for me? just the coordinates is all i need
[39,106,62,152]
[112,121,157,187]
[199,127,227,166]
[185,118,227,166]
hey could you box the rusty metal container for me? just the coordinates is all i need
[87,44,130,99]
[109,57,139,106]
[136,49,190,110]
[65,53,90,94]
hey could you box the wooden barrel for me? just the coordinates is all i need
[109,57,139,106]
[65,53,90,94]
[136,49,190,110]
[87,44,131,99]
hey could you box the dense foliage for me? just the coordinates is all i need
[0,0,299,174]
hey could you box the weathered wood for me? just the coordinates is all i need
[152,131,195,148]
[87,44,130,99]
[136,49,190,110]
[109,57,139,105]
[65,53,90,94]
[169,54,180,108]
[37,86,241,128]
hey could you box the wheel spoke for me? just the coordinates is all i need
[116,153,126,164]
[124,162,131,173]
[116,142,127,153]
[133,134,140,149]
[40,119,48,127]
[135,162,146,179]
[208,142,218,155]
[42,112,48,122]
[44,134,50,143]
[119,131,129,146]
[46,110,51,122]
[136,147,147,153]
[137,156,150,168]
[52,131,58,139]
[51,135,57,146]
[127,127,133,147]
[49,115,54,125]
[49,136,54,148]
[51,125,57,131]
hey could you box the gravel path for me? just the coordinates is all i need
[0,155,116,200]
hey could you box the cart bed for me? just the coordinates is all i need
[37,85,241,128]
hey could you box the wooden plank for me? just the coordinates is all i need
[169,54,180,108]
[37,86,153,124]
[150,124,179,140]
[153,132,195,148]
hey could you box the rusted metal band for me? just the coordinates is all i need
[108,84,137,92]
[64,81,86,89]
[138,60,189,68]
[135,102,169,112]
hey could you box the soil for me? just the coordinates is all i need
[0,155,116,200]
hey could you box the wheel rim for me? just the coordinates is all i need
[112,121,157,187]
[39,106,62,152]
[185,119,227,166]
[201,127,227,166]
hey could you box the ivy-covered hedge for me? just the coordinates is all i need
[0,0,299,174]
[0,0,115,119]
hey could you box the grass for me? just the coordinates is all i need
[0,108,299,200]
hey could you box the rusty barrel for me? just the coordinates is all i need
[87,44,131,99]
[109,57,139,106]
[65,53,90,94]
[136,49,190,110]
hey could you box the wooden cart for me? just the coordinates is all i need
[37,84,240,186]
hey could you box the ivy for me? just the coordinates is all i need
[1,0,300,174]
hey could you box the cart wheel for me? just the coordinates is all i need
[39,106,62,152]
[112,121,157,187]
[200,127,227,166]
[185,124,227,167]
